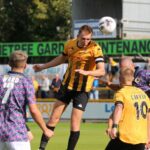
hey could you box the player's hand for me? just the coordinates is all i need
[145,141,150,150]
[33,64,43,72]
[75,69,89,76]
[110,128,117,139]
[43,129,54,138]
[106,127,112,138]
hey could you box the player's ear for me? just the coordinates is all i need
[24,63,27,69]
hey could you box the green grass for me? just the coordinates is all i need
[28,122,109,150]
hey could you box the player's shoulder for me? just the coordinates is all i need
[130,85,148,96]
[114,86,133,101]
[90,40,100,47]
[14,74,32,87]
[116,88,125,95]
[89,41,102,54]
[65,38,77,47]
[21,75,33,85]
[117,86,134,94]
[135,87,150,99]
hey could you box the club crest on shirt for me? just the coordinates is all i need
[134,77,141,83]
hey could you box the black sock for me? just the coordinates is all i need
[67,131,80,150]
[39,125,55,150]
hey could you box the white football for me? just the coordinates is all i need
[98,16,116,34]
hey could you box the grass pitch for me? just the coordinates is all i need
[28,121,109,150]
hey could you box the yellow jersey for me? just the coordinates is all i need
[114,85,150,144]
[62,38,104,92]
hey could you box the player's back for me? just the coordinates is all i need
[117,85,150,144]
[0,71,35,142]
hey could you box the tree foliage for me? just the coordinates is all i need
[0,0,71,42]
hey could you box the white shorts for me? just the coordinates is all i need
[0,141,31,150]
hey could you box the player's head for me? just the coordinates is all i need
[9,50,28,69]
[119,57,135,71]
[77,25,93,48]
[119,68,134,86]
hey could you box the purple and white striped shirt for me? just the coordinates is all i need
[0,71,36,142]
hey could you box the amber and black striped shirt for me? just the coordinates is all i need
[62,39,104,92]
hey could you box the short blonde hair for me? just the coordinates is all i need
[9,50,28,68]
[120,68,134,83]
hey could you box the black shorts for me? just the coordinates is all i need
[105,138,145,150]
[57,85,89,111]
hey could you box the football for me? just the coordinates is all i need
[98,16,116,34]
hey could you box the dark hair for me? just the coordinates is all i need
[78,25,93,35]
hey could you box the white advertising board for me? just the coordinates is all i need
[35,102,114,120]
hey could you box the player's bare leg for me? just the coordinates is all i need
[39,100,67,150]
[67,108,84,150]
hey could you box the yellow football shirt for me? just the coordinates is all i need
[114,85,150,144]
[62,38,104,92]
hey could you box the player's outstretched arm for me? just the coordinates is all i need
[33,54,67,72]
[99,79,120,91]
[29,103,54,138]
[108,84,120,91]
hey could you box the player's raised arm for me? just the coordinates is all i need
[33,54,67,72]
